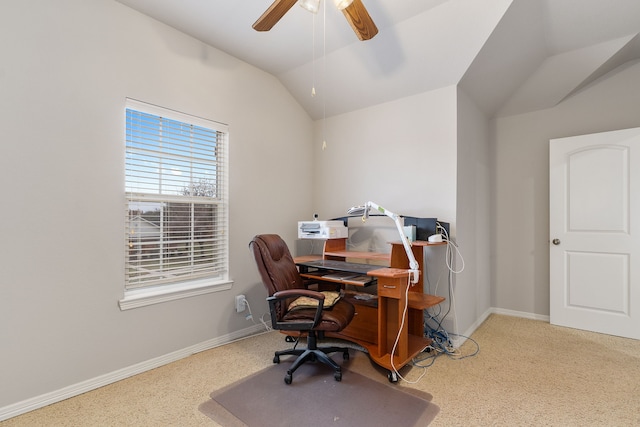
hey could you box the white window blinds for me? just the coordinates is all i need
[125,99,228,290]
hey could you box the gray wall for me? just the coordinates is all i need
[492,59,640,316]
[310,85,483,338]
[311,86,458,222]
[0,0,313,412]
[310,84,494,341]
[456,87,492,336]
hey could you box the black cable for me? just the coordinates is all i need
[412,333,480,368]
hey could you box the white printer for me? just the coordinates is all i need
[298,220,348,239]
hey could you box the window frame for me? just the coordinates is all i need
[119,98,231,310]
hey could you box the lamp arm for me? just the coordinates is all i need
[363,201,420,283]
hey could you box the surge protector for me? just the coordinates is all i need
[235,294,246,313]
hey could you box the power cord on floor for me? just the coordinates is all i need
[413,333,480,368]
[244,299,272,332]
[411,227,479,368]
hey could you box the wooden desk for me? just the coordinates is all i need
[294,238,445,382]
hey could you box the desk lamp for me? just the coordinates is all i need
[347,201,420,284]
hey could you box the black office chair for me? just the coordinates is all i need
[249,234,355,384]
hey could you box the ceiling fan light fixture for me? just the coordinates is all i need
[299,0,320,13]
[333,0,354,10]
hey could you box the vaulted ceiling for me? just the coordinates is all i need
[115,0,640,119]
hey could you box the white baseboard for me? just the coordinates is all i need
[0,323,268,422]
[449,307,549,348]
[447,307,492,348]
[490,307,550,322]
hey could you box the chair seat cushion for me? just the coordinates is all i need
[282,299,355,332]
[288,291,342,311]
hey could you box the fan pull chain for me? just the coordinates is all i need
[311,9,317,97]
[321,0,327,150]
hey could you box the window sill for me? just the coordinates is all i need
[118,278,233,310]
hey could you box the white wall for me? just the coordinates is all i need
[492,59,640,316]
[311,86,458,222]
[310,86,489,334]
[0,0,312,413]
[310,84,494,340]
[455,88,492,335]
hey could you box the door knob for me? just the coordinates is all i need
[552,238,560,245]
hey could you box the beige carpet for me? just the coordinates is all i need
[3,314,640,426]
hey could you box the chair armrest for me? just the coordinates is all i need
[272,289,326,301]
[268,289,325,330]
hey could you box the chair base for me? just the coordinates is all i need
[273,332,350,384]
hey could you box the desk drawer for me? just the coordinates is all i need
[378,283,404,299]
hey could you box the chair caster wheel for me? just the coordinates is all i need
[388,371,398,383]
[334,372,342,382]
[343,351,349,360]
[273,355,280,364]
[285,335,295,343]
[284,373,292,385]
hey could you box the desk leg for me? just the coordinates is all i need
[377,281,409,363]
[377,298,388,358]
[391,294,409,362]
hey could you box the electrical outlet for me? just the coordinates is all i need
[235,294,246,313]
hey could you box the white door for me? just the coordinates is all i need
[550,127,640,339]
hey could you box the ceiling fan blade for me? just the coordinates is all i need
[341,0,378,41]
[253,0,299,32]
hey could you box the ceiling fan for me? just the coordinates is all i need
[253,0,378,41]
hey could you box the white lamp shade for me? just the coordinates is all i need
[299,0,320,13]
[333,0,354,10]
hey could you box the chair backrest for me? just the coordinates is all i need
[249,234,305,318]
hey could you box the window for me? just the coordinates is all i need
[119,99,230,310]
